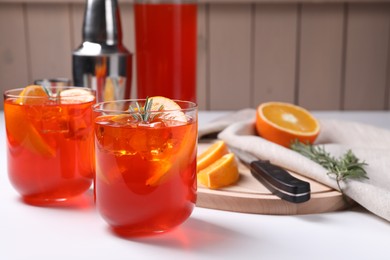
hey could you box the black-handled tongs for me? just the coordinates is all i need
[231,148,311,203]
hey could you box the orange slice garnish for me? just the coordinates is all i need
[255,102,320,147]
[60,88,95,103]
[110,96,187,124]
[149,96,187,123]
[15,85,49,105]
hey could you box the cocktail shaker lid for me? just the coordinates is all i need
[82,0,123,45]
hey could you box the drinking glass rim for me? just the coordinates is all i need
[4,86,94,98]
[93,98,198,113]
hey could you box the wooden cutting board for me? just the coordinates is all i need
[196,142,351,215]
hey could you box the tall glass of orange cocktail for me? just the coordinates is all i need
[93,97,197,236]
[4,85,96,205]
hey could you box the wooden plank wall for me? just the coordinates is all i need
[1,0,390,111]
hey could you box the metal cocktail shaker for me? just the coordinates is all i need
[72,0,132,102]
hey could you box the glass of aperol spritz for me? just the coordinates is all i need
[93,96,197,236]
[4,85,96,205]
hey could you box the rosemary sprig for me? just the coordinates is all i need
[290,140,368,195]
[128,97,164,123]
[41,84,61,101]
[41,84,53,97]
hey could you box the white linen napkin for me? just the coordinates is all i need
[199,109,390,222]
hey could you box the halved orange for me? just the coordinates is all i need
[197,153,239,189]
[15,85,49,105]
[197,140,229,172]
[255,102,320,147]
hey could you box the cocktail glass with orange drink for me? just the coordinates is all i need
[93,97,197,236]
[4,85,96,205]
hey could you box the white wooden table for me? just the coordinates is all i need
[1,110,390,259]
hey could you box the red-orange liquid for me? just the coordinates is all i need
[94,115,197,236]
[135,3,197,102]
[4,99,95,205]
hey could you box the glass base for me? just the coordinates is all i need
[21,190,93,208]
[110,225,171,238]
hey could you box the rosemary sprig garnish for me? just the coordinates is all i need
[41,84,53,97]
[128,97,164,123]
[290,140,368,196]
[41,84,61,101]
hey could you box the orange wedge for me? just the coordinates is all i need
[197,153,239,189]
[197,140,229,172]
[255,102,320,147]
[15,85,49,105]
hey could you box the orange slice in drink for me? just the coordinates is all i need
[197,153,239,189]
[111,96,187,124]
[60,88,95,103]
[197,140,229,172]
[145,122,197,187]
[255,102,320,147]
[149,96,187,123]
[144,97,193,186]
[6,85,55,157]
[15,85,49,105]
[145,159,175,187]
